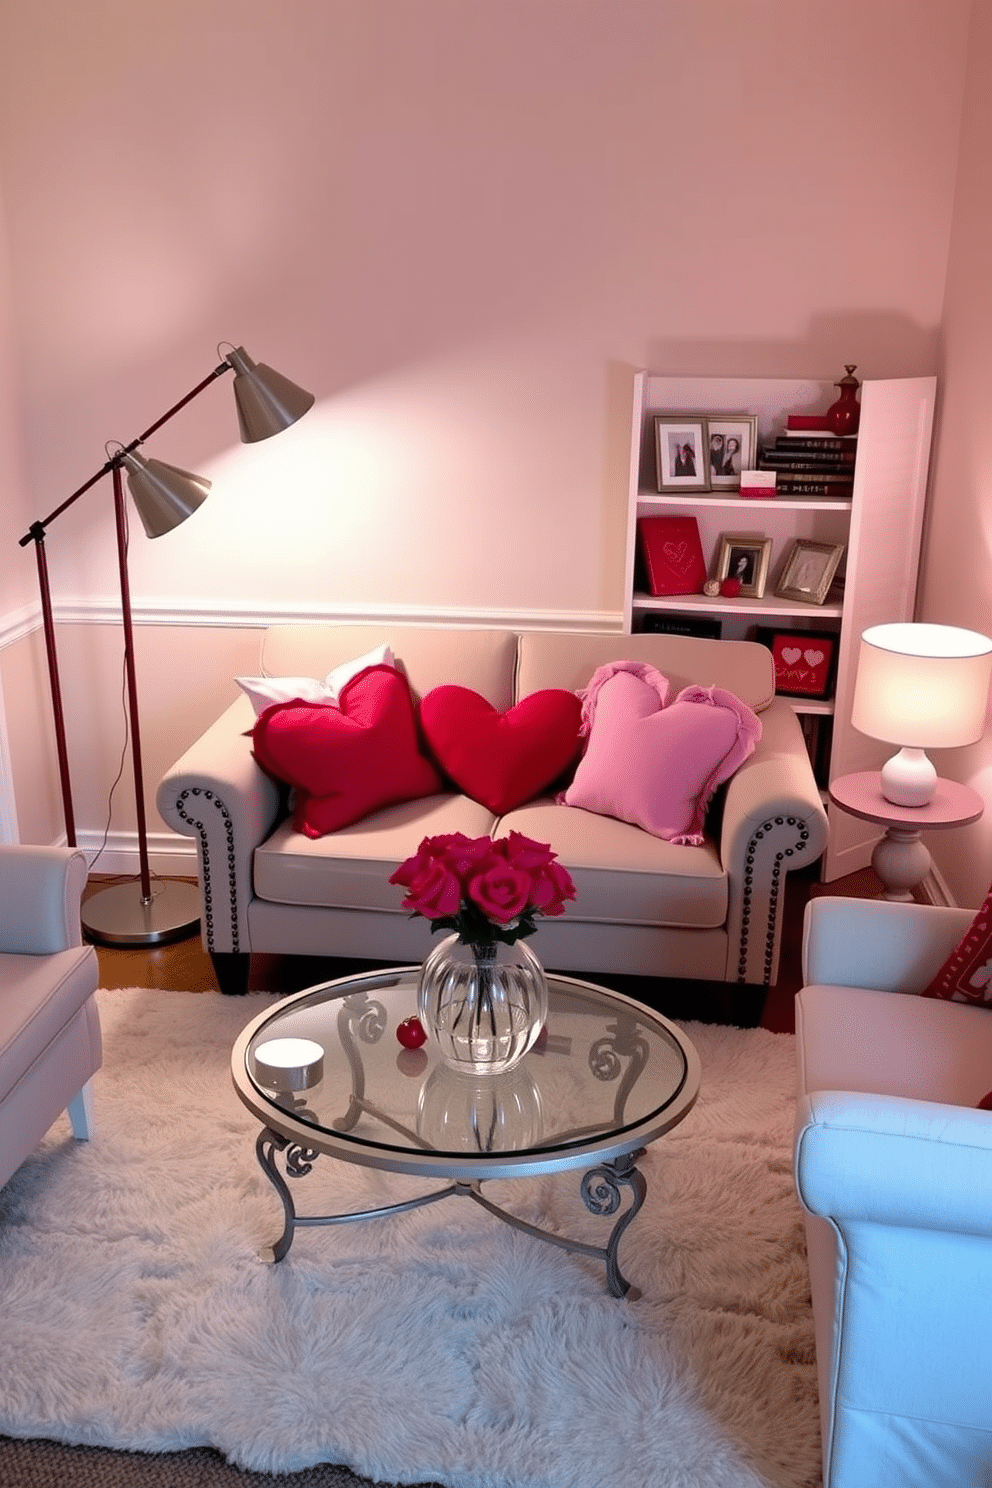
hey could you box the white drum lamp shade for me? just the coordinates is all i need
[851,622,992,806]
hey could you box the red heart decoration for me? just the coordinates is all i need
[250,665,441,838]
[419,686,583,815]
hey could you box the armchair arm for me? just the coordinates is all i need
[721,700,829,983]
[801,896,974,992]
[796,1088,992,1236]
[156,696,284,955]
[0,845,89,954]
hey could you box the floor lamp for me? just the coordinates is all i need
[18,344,314,947]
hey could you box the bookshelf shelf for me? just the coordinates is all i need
[636,492,853,514]
[632,589,844,620]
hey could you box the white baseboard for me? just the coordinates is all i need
[79,831,199,881]
[917,865,956,907]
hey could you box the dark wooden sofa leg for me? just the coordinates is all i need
[210,951,251,996]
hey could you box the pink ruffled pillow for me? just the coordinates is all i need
[559,660,762,843]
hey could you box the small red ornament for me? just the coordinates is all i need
[396,1016,427,1049]
[719,576,742,598]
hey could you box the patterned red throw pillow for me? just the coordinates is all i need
[920,886,992,1006]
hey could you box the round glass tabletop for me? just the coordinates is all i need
[232,966,700,1179]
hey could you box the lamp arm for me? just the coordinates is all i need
[18,360,229,547]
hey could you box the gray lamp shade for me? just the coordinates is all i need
[223,345,315,443]
[121,451,211,539]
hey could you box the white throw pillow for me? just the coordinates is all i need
[235,644,395,716]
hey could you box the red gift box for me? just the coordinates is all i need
[636,516,707,597]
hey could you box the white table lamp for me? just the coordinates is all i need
[851,622,992,806]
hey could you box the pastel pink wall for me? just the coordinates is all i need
[0,1,966,618]
[919,0,992,906]
[0,0,979,873]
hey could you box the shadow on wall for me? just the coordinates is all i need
[647,310,939,382]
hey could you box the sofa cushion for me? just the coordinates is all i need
[560,661,762,844]
[261,624,519,711]
[496,801,727,927]
[515,630,776,712]
[920,885,992,1006]
[419,686,583,813]
[254,794,727,929]
[250,665,442,838]
[254,794,498,910]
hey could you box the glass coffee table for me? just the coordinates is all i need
[231,967,701,1298]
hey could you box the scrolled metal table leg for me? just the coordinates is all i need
[580,1148,647,1299]
[255,1126,317,1263]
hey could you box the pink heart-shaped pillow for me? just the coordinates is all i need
[250,665,441,838]
[419,686,583,815]
[560,661,762,843]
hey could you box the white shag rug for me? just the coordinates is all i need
[0,989,821,1488]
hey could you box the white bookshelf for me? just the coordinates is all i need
[624,372,937,880]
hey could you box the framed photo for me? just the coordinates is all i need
[775,540,845,605]
[706,414,758,489]
[714,533,773,599]
[756,626,838,699]
[654,416,710,492]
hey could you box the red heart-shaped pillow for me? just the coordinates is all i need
[251,665,441,838]
[419,686,583,815]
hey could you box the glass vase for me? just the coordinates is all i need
[416,1063,545,1153]
[417,934,548,1074]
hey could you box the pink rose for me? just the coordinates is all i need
[391,830,577,932]
[467,864,532,923]
[400,859,462,919]
[499,832,556,870]
[388,837,439,889]
[438,834,501,886]
[527,859,577,916]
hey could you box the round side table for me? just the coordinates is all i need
[828,772,985,902]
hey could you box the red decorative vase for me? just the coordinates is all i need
[826,365,861,436]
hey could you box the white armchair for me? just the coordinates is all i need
[0,846,102,1190]
[794,895,992,1488]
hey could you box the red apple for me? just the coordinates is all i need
[719,576,742,598]
[396,1016,427,1049]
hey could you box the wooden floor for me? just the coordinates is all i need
[87,861,895,1036]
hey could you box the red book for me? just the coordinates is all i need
[786,414,832,431]
[636,515,707,597]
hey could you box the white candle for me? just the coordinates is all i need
[252,1037,324,1091]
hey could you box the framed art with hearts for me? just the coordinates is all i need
[756,627,839,700]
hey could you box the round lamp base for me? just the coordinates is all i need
[82,878,201,948]
[880,747,937,808]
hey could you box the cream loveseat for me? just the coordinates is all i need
[157,624,828,1002]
